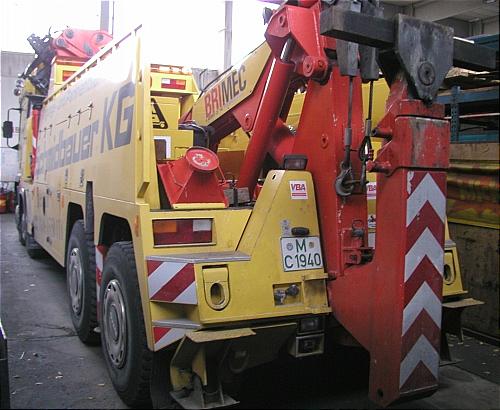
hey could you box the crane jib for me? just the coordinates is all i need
[204,65,247,121]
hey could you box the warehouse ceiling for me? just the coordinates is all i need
[382,0,499,23]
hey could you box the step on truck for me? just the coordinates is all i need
[4,1,496,408]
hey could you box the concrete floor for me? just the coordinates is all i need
[1,213,499,409]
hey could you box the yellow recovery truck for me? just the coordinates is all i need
[11,26,330,409]
[8,2,494,407]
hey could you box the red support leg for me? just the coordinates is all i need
[329,96,450,405]
[237,58,294,195]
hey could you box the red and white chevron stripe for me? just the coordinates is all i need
[153,326,188,351]
[400,171,445,392]
[146,259,197,304]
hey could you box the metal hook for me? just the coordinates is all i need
[335,164,355,197]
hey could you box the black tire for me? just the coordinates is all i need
[18,204,46,258]
[100,241,153,408]
[16,205,28,246]
[16,204,26,246]
[26,231,46,259]
[66,220,100,345]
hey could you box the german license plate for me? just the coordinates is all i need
[281,237,323,272]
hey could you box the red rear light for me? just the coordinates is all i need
[62,70,76,81]
[161,78,186,90]
[153,219,212,246]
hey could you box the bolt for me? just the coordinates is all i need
[244,114,252,129]
[418,62,436,86]
[321,135,329,148]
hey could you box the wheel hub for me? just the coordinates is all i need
[109,305,120,341]
[103,279,127,368]
[68,248,83,316]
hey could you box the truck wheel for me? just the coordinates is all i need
[100,241,153,408]
[66,220,100,345]
[25,224,46,259]
[18,207,26,246]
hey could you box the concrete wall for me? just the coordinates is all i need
[483,17,499,35]
[471,17,500,36]
[436,17,471,38]
[381,2,403,19]
[0,51,33,184]
[381,1,499,37]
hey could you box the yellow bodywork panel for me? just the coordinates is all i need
[145,207,252,337]
[195,170,330,324]
[22,116,33,181]
[49,62,81,94]
[218,131,249,151]
[218,132,248,179]
[150,96,182,131]
[443,223,467,297]
[153,129,194,161]
[146,171,330,338]
[31,31,141,263]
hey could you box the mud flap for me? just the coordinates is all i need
[170,328,255,409]
[169,324,296,409]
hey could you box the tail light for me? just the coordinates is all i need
[153,219,212,246]
[161,78,186,90]
[62,70,77,81]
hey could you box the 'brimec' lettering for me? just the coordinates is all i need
[204,65,246,121]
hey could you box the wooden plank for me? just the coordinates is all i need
[450,142,499,161]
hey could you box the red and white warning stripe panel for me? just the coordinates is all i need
[146,260,197,304]
[152,319,201,351]
[406,172,446,229]
[400,171,446,392]
[153,327,188,351]
[146,251,250,304]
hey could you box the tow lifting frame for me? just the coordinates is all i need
[317,2,496,406]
